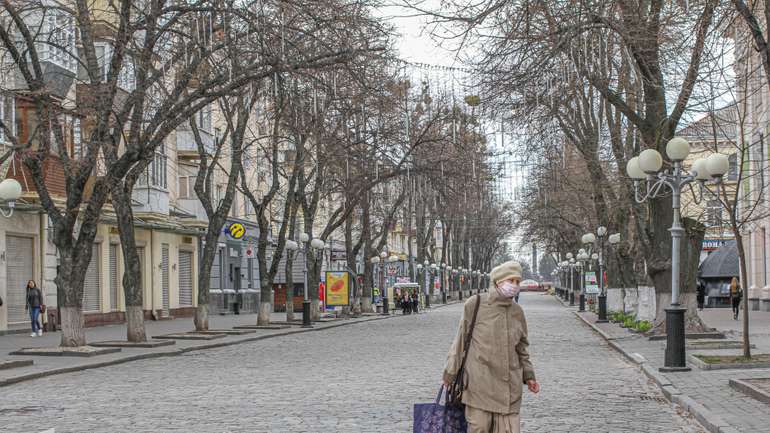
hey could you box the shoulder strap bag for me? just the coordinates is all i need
[447,295,482,408]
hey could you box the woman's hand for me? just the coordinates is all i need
[527,379,540,394]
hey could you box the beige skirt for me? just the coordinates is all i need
[465,405,521,433]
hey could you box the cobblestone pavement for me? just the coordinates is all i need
[1,294,705,433]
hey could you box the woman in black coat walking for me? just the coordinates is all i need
[25,280,43,337]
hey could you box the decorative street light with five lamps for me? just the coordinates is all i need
[626,136,729,372]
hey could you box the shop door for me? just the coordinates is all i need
[109,244,119,311]
[178,250,193,307]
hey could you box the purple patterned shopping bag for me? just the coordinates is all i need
[413,386,467,433]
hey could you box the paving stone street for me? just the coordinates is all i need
[1,293,705,433]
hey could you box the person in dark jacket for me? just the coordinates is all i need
[25,280,43,337]
[730,277,742,320]
[696,280,706,311]
[412,290,419,313]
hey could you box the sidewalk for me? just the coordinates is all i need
[566,296,770,433]
[0,305,418,388]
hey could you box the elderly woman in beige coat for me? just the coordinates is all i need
[442,260,539,433]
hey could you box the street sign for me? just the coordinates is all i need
[227,223,245,240]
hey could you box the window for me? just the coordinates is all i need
[0,93,15,144]
[197,105,212,133]
[72,118,81,158]
[150,144,167,188]
[706,199,722,227]
[728,153,738,181]
[40,13,77,72]
[178,176,195,199]
[215,184,223,204]
[94,43,136,90]
[230,193,238,217]
[244,194,252,216]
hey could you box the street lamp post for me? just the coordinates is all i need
[371,255,381,314]
[567,253,575,307]
[591,226,609,322]
[441,263,447,304]
[446,266,452,299]
[384,254,398,314]
[576,249,588,312]
[417,263,424,304]
[626,136,729,372]
[285,239,300,320]
[561,261,569,300]
[428,263,437,308]
[580,232,597,311]
[379,251,388,315]
[453,269,460,300]
[298,233,312,328]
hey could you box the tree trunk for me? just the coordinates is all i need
[258,275,273,325]
[110,179,147,342]
[735,232,751,358]
[59,306,85,347]
[650,217,708,333]
[285,252,296,322]
[195,228,221,331]
[55,236,97,347]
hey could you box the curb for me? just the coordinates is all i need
[729,378,770,404]
[0,314,396,388]
[573,311,735,433]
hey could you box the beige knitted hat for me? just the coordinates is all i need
[490,260,523,285]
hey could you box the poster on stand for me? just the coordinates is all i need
[325,271,351,306]
[584,271,599,294]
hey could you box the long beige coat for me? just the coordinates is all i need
[443,288,536,415]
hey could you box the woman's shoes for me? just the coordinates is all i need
[37,330,43,336]
[30,332,37,337]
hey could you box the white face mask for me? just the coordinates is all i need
[497,280,520,299]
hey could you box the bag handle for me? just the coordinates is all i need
[447,295,481,405]
[435,385,445,405]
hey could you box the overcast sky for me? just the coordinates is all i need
[379,3,460,67]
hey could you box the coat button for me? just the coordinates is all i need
[503,374,510,382]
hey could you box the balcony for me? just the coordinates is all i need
[175,123,215,158]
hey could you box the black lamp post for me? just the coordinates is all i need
[441,263,447,303]
[567,253,575,307]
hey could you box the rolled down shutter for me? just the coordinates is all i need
[83,244,101,312]
[136,247,145,291]
[109,244,119,311]
[6,235,34,324]
[178,251,193,307]
[161,244,169,310]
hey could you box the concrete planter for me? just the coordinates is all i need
[688,354,770,371]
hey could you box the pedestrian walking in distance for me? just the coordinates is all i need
[412,290,419,313]
[403,293,411,315]
[730,277,742,320]
[25,280,43,337]
[696,280,706,311]
[443,260,539,433]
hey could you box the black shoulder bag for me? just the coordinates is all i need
[447,295,482,408]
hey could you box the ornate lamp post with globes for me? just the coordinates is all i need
[576,249,588,312]
[441,263,447,304]
[626,136,729,372]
